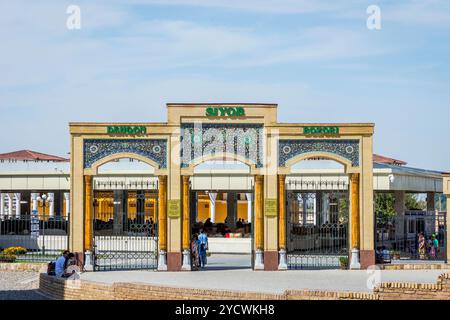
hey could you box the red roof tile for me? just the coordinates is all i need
[373,154,407,166]
[0,150,69,162]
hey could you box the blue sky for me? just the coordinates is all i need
[0,0,449,171]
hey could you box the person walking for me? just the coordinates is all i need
[198,229,208,268]
[432,234,439,259]
[190,234,200,271]
[418,233,426,260]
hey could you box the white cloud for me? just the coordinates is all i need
[0,0,449,171]
[119,0,343,14]
[383,0,450,27]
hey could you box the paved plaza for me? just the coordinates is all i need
[0,271,48,300]
[81,254,450,294]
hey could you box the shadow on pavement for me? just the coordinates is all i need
[0,289,49,300]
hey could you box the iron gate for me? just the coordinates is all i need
[286,186,349,269]
[376,211,446,262]
[93,190,158,271]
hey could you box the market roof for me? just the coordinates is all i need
[0,150,69,162]
[373,154,407,166]
[373,162,443,177]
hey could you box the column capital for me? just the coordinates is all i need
[84,175,93,185]
[255,175,264,183]
[182,175,190,184]
[350,172,360,183]
[158,175,168,185]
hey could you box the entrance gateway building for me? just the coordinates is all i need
[69,103,376,271]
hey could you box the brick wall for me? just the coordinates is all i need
[0,263,47,272]
[38,273,450,300]
[378,264,450,270]
[374,273,450,300]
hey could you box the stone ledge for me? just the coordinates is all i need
[0,263,47,272]
[378,264,450,270]
[38,272,450,300]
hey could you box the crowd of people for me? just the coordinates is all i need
[193,218,251,238]
[418,232,440,259]
[376,232,441,263]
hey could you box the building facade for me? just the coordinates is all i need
[69,104,375,271]
[1,104,446,271]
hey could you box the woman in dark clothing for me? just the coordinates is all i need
[190,234,200,271]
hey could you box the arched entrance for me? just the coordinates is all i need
[78,139,168,271]
[91,157,159,270]
[181,159,256,270]
[285,159,350,269]
[277,143,368,270]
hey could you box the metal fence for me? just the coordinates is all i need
[286,190,349,269]
[93,190,159,271]
[93,220,158,271]
[376,211,447,262]
[0,215,69,262]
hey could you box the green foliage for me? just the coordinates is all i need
[375,193,396,225]
[339,198,349,223]
[0,253,17,263]
[375,193,428,225]
[339,256,349,268]
[405,194,426,210]
[3,246,27,255]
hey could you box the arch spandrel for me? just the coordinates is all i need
[278,139,361,174]
[83,139,168,174]
[84,152,162,176]
[181,152,258,175]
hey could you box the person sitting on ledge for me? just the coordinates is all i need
[55,250,70,278]
[55,251,78,278]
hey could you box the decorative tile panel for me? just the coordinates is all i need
[278,139,360,167]
[180,123,264,168]
[84,139,167,169]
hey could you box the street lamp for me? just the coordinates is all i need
[35,193,49,255]
[36,193,51,219]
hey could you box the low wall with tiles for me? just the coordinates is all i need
[374,273,450,300]
[378,263,450,270]
[0,263,47,272]
[38,273,450,300]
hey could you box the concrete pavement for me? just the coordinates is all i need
[81,254,450,293]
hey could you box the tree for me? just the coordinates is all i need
[405,193,426,211]
[374,193,396,225]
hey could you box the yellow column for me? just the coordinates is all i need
[278,175,286,250]
[278,175,288,270]
[158,175,167,252]
[84,175,93,251]
[182,176,190,251]
[255,175,264,250]
[181,176,191,270]
[350,173,361,269]
[157,175,168,270]
[350,173,360,249]
[447,195,450,263]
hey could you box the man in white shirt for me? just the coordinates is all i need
[55,250,70,277]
